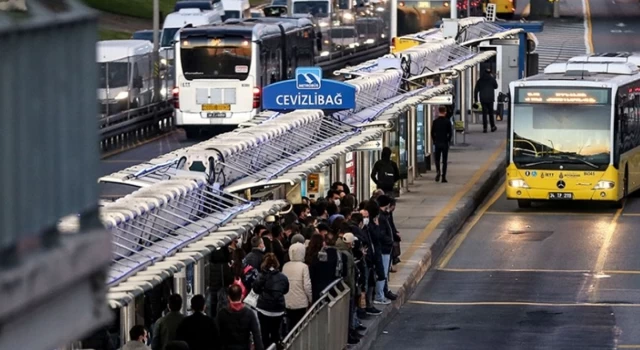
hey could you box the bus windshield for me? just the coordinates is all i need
[293,1,329,17]
[180,35,251,80]
[161,27,180,48]
[512,87,612,169]
[98,62,129,89]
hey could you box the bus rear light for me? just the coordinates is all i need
[172,87,179,109]
[253,87,261,109]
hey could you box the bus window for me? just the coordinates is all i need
[223,10,240,20]
[292,1,329,17]
[161,27,180,48]
[180,36,252,80]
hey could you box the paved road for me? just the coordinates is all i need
[372,3,640,349]
[587,0,640,53]
[100,129,200,199]
[374,185,640,349]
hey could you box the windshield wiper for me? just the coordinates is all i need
[522,160,555,168]
[556,156,599,169]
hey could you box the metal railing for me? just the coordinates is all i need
[268,279,351,350]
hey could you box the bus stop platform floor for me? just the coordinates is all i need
[354,122,506,349]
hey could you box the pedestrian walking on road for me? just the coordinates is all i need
[371,147,400,197]
[474,67,499,133]
[431,106,452,183]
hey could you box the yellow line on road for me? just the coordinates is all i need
[400,140,506,262]
[437,184,504,269]
[619,346,640,349]
[590,206,624,302]
[438,268,589,274]
[407,300,640,307]
[584,0,594,53]
[622,213,640,217]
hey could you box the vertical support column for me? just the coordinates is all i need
[337,154,347,184]
[362,151,371,200]
[408,107,416,185]
[452,77,460,145]
[390,0,398,39]
[472,61,478,124]
[465,67,473,128]
[460,71,467,144]
[194,259,206,297]
[426,105,433,171]
[174,268,188,314]
[450,0,458,18]
[120,302,136,346]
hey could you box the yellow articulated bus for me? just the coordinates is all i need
[506,53,640,208]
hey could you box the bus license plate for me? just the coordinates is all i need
[207,112,226,118]
[549,192,573,200]
[202,103,230,111]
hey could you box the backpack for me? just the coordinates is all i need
[376,161,396,188]
[242,264,259,291]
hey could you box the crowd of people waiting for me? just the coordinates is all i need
[84,180,402,350]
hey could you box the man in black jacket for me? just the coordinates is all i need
[474,67,499,133]
[176,295,219,350]
[217,285,264,350]
[244,236,265,270]
[371,147,400,196]
[431,105,452,183]
[376,195,397,302]
[309,231,347,302]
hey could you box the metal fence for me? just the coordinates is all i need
[97,49,175,117]
[268,279,351,350]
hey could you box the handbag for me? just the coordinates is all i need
[392,241,401,258]
[244,290,259,308]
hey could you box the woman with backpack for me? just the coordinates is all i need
[252,253,290,349]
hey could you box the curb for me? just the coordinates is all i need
[352,155,506,350]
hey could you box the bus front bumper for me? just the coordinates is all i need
[506,186,618,201]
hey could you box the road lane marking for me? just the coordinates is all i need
[438,268,589,273]
[583,0,594,53]
[407,300,640,307]
[622,213,640,216]
[437,183,504,269]
[590,207,624,302]
[400,140,506,262]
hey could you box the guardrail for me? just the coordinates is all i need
[267,279,350,350]
[99,100,174,153]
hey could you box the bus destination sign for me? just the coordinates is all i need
[516,87,609,104]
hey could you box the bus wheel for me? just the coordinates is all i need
[183,126,199,139]
[517,199,531,208]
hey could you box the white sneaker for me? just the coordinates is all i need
[373,298,391,305]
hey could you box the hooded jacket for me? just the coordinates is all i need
[216,302,264,350]
[253,268,290,313]
[371,147,400,192]
[335,239,356,296]
[474,72,499,103]
[282,243,313,310]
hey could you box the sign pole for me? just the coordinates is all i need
[152,0,161,102]
[450,0,458,19]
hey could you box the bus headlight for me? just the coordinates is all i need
[508,179,530,189]
[114,91,129,100]
[594,180,615,190]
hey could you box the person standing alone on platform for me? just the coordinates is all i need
[371,147,400,197]
[431,106,452,183]
[474,67,499,133]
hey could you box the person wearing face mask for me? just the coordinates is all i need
[375,195,398,302]
[123,325,151,350]
[364,200,389,307]
[244,236,266,271]
[327,189,341,207]
[348,212,377,318]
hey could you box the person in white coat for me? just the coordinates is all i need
[282,242,312,332]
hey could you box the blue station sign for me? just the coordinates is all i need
[262,67,356,110]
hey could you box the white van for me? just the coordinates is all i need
[221,0,250,20]
[96,40,154,115]
[160,8,223,49]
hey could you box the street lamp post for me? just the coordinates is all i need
[450,0,458,19]
[152,0,161,102]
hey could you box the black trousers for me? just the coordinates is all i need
[434,144,449,176]
[286,308,307,333]
[481,102,496,130]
